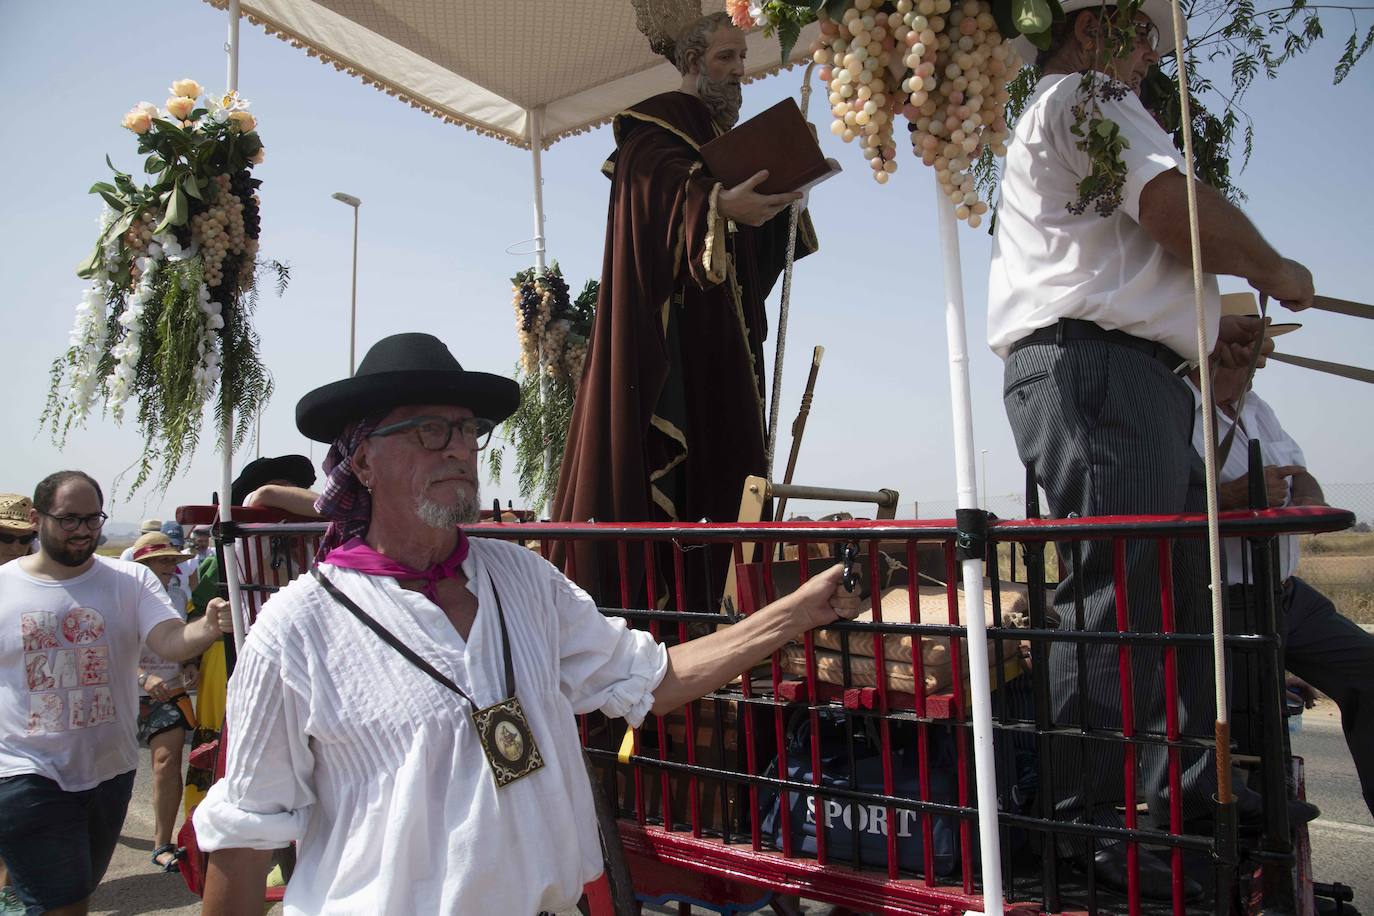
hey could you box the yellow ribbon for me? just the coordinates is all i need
[617,726,636,764]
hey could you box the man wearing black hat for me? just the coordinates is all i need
[231,454,318,515]
[195,333,860,915]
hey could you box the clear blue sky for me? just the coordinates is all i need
[2,0,1371,526]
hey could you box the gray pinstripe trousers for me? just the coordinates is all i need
[1003,337,1219,840]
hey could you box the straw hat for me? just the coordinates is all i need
[130,532,190,564]
[1221,292,1301,338]
[0,494,35,534]
[138,518,164,534]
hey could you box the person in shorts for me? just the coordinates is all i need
[131,532,201,872]
[0,471,232,915]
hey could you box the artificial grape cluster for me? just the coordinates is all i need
[123,212,159,285]
[511,268,590,387]
[512,279,552,374]
[810,0,1018,224]
[189,174,249,288]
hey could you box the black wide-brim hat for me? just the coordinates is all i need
[295,332,521,443]
[232,454,318,507]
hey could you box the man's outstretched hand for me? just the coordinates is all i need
[718,170,802,227]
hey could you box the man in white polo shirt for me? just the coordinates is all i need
[988,0,1313,898]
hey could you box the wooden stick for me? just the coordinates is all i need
[1269,350,1374,384]
[1312,295,1374,321]
[774,346,824,523]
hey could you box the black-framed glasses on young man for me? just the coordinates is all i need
[37,511,109,532]
[368,416,496,452]
[0,531,37,545]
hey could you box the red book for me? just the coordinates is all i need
[700,98,841,195]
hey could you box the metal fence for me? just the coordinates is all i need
[179,502,1356,915]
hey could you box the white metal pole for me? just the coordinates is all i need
[225,0,240,93]
[529,108,553,518]
[222,0,247,653]
[934,179,1004,915]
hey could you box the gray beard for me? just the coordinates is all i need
[416,490,480,529]
[697,74,742,128]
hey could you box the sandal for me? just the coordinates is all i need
[151,843,183,872]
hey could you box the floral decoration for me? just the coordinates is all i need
[44,79,285,493]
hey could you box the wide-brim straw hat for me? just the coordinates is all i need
[1221,292,1301,339]
[296,333,520,443]
[131,532,191,564]
[0,494,35,534]
[1010,0,1183,69]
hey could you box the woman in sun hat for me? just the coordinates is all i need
[130,532,200,873]
[0,494,37,567]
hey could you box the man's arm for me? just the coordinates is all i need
[650,565,858,716]
[1137,170,1313,311]
[145,596,232,663]
[1290,470,1327,506]
[202,849,274,916]
[244,485,322,518]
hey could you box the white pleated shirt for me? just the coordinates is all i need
[988,72,1220,362]
[193,537,668,915]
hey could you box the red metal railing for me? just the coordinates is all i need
[177,505,1352,915]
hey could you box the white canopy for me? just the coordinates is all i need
[202,0,820,148]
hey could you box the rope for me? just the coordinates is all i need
[766,61,816,482]
[1167,0,1232,801]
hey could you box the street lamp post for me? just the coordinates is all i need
[332,192,361,374]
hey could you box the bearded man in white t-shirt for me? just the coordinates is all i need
[987,0,1316,899]
[0,470,234,916]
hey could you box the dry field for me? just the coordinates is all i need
[1297,531,1374,624]
[993,531,1374,624]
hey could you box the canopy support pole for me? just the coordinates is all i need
[528,108,552,518]
[934,179,1003,915]
[220,0,248,654]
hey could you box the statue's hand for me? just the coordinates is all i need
[718,170,801,227]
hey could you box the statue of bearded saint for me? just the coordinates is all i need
[675,13,747,129]
[694,55,743,128]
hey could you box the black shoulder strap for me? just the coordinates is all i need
[311,567,470,704]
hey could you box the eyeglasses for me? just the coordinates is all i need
[0,531,36,545]
[1134,20,1160,51]
[368,416,496,452]
[38,511,108,532]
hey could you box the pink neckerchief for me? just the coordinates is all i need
[322,532,469,603]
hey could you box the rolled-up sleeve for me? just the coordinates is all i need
[192,637,316,851]
[553,573,668,727]
[1106,88,1186,222]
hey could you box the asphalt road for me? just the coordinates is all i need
[88,700,1371,915]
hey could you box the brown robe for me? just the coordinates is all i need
[552,91,818,610]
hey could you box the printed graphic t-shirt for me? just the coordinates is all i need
[0,556,181,790]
